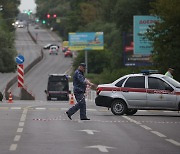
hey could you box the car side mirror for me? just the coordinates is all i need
[44,90,47,94]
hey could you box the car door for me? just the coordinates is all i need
[121,76,147,107]
[147,77,177,109]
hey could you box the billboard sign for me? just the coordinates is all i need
[68,32,104,50]
[123,33,152,66]
[134,16,160,55]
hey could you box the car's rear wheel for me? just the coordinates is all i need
[111,100,127,115]
[125,109,137,115]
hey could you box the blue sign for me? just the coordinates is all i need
[133,16,161,55]
[15,54,25,64]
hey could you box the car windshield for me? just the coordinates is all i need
[48,81,68,91]
[162,76,180,88]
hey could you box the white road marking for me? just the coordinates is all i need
[151,131,166,137]
[121,115,180,146]
[122,116,141,125]
[165,139,180,146]
[17,128,23,133]
[77,129,100,135]
[9,144,17,151]
[35,107,46,110]
[20,114,26,122]
[140,125,152,130]
[61,108,68,111]
[85,145,116,152]
[23,109,28,114]
[19,122,24,127]
[14,135,21,142]
[11,107,21,110]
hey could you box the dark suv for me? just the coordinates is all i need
[45,74,70,101]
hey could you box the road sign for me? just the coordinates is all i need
[16,54,25,64]
[17,64,24,87]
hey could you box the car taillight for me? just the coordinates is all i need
[96,87,102,95]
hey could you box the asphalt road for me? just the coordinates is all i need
[0,100,179,154]
[11,25,72,99]
[0,25,179,154]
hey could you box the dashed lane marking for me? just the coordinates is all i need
[9,144,17,151]
[151,131,166,138]
[35,107,46,110]
[14,135,21,142]
[11,107,21,110]
[140,125,152,130]
[122,116,180,147]
[32,117,180,124]
[19,122,24,127]
[165,139,180,146]
[17,128,23,133]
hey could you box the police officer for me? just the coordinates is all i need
[66,63,93,120]
[165,68,174,78]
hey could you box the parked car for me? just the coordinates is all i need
[49,46,59,55]
[43,44,59,49]
[95,70,180,115]
[64,50,73,57]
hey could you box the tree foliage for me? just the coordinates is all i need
[0,0,19,72]
[35,0,180,82]
[146,0,180,79]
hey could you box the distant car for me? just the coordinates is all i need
[62,47,69,52]
[95,70,180,115]
[43,44,59,49]
[49,46,59,55]
[64,50,73,57]
[34,25,40,29]
[17,24,24,28]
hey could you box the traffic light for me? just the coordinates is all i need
[42,20,46,24]
[36,19,39,23]
[53,14,57,18]
[47,14,51,19]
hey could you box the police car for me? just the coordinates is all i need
[95,70,180,115]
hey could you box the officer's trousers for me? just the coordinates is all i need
[67,93,87,119]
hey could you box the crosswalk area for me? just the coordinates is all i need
[0,106,179,114]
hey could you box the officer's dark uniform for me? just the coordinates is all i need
[66,64,89,120]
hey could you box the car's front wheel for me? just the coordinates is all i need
[111,100,127,115]
[125,109,137,115]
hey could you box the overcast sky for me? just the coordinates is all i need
[19,0,36,13]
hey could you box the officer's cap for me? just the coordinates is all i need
[79,63,86,68]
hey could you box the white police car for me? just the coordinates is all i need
[95,70,180,115]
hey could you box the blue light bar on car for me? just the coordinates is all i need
[141,70,159,75]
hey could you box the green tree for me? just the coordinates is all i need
[0,0,19,72]
[146,0,180,80]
